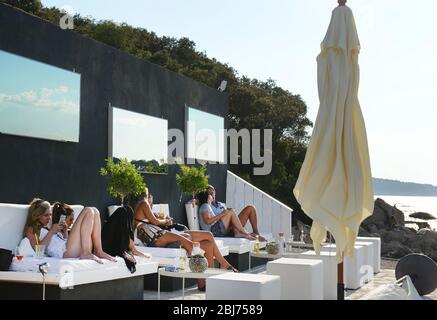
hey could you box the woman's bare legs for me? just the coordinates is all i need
[64,208,101,263]
[129,239,152,259]
[238,206,266,241]
[64,207,90,258]
[154,232,193,255]
[186,231,233,269]
[64,208,115,264]
[90,208,116,262]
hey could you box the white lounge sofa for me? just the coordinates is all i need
[186,204,272,270]
[0,203,158,300]
[108,204,230,266]
[186,204,271,252]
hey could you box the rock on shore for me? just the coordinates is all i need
[359,198,437,261]
[293,198,437,262]
[409,212,436,220]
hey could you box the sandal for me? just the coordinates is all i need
[226,264,239,273]
[122,251,137,274]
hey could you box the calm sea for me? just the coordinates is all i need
[375,195,437,231]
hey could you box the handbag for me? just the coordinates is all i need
[0,248,13,271]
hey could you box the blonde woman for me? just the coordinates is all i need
[23,198,116,264]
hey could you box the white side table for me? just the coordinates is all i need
[267,258,324,300]
[157,267,230,300]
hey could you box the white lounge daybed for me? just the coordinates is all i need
[0,203,158,300]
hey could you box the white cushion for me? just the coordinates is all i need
[107,205,121,217]
[2,258,158,287]
[109,204,169,218]
[10,256,127,273]
[215,237,266,254]
[136,246,182,258]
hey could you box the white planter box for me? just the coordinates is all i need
[185,203,200,231]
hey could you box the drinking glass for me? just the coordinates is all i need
[35,245,46,259]
[14,246,23,261]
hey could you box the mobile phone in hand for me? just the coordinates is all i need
[59,215,66,225]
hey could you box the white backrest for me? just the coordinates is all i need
[107,205,121,217]
[0,203,83,251]
[226,170,293,238]
[0,204,30,251]
[109,204,170,218]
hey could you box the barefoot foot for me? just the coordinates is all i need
[95,250,117,262]
[80,253,103,264]
[251,233,267,242]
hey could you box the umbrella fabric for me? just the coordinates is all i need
[293,5,374,262]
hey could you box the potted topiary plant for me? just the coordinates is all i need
[175,163,209,230]
[99,158,146,206]
[188,242,208,273]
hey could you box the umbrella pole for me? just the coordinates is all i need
[337,258,345,300]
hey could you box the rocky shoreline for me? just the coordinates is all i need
[359,198,437,261]
[293,198,437,262]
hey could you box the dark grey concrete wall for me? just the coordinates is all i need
[0,4,228,224]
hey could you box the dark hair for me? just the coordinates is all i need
[197,191,210,205]
[52,202,74,224]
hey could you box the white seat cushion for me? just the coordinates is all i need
[215,237,267,254]
[10,256,127,273]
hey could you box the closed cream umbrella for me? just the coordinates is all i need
[293,0,374,299]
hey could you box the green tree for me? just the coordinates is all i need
[1,0,41,14]
[5,2,313,224]
[176,164,209,201]
[99,158,146,206]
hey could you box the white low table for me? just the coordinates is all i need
[357,237,381,273]
[206,272,281,300]
[321,243,373,290]
[353,241,375,283]
[267,258,323,300]
[157,267,230,300]
[291,251,339,300]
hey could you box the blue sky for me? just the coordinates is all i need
[42,0,437,185]
[0,49,80,142]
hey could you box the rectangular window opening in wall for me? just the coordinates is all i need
[109,105,168,175]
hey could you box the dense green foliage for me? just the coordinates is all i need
[99,158,146,205]
[1,0,313,223]
[176,164,209,200]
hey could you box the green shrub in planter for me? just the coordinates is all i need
[99,158,146,206]
[175,163,209,202]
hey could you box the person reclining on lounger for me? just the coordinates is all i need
[197,190,258,241]
[204,185,267,241]
[132,188,237,290]
[23,198,116,264]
